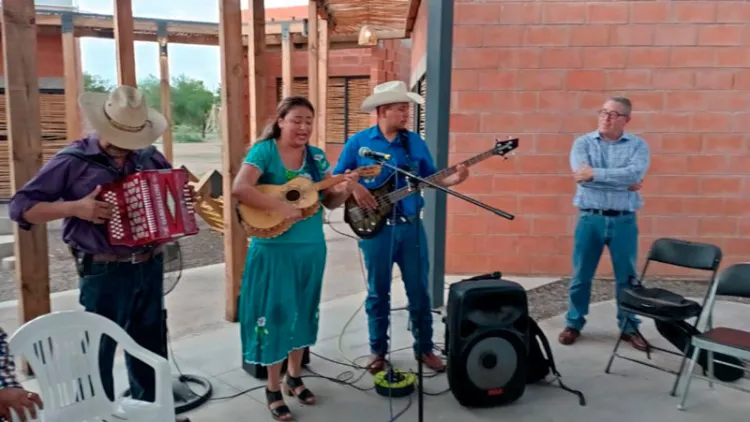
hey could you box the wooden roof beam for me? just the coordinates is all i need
[33,11,307,37]
[404,0,422,37]
[72,28,316,48]
[316,1,335,28]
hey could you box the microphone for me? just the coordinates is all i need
[358,147,391,161]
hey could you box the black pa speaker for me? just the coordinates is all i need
[445,273,530,407]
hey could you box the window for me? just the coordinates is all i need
[276,76,371,144]
[414,75,426,139]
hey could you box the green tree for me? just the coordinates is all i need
[138,74,219,142]
[83,72,113,93]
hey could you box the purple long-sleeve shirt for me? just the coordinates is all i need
[9,136,172,255]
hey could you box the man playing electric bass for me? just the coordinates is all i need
[333,81,469,374]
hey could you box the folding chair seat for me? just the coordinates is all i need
[677,263,750,410]
[604,237,736,395]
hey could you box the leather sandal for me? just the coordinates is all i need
[265,388,294,421]
[284,375,316,405]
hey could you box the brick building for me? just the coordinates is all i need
[241,6,411,161]
[405,1,750,277]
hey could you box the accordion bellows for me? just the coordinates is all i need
[100,169,199,247]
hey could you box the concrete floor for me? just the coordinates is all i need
[2,202,747,421]
[177,295,750,422]
[10,261,750,421]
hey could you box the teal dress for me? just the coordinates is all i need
[239,140,331,366]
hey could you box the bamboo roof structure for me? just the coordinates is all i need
[322,0,421,39]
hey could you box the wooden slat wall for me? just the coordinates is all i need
[346,78,371,140]
[277,76,371,143]
[0,92,68,200]
[326,78,346,144]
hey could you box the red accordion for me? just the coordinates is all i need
[100,169,199,247]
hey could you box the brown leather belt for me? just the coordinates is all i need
[90,248,161,264]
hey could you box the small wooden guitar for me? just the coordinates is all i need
[238,165,381,238]
[343,138,519,239]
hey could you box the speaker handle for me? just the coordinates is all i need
[463,271,503,282]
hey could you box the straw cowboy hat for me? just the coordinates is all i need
[361,80,424,113]
[79,85,168,150]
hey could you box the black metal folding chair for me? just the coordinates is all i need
[677,263,750,410]
[604,237,722,396]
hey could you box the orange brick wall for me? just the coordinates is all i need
[410,0,428,76]
[371,40,411,87]
[411,0,750,277]
[0,33,64,77]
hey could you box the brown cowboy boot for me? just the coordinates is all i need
[558,327,580,345]
[418,353,446,372]
[621,332,649,352]
[366,355,389,374]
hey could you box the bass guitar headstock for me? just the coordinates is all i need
[355,164,382,178]
[492,137,519,157]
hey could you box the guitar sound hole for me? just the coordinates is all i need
[285,190,301,202]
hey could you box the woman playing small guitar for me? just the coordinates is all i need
[231,96,358,421]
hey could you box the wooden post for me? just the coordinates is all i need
[114,0,136,86]
[317,18,329,151]
[157,22,173,163]
[219,0,248,322]
[248,0,267,140]
[76,38,84,94]
[1,0,51,367]
[307,2,318,143]
[61,13,81,139]
[281,23,292,98]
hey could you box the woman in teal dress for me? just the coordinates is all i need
[232,96,358,421]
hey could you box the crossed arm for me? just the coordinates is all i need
[570,138,650,191]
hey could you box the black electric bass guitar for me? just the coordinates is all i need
[343,138,519,239]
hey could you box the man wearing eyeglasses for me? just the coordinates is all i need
[558,97,651,352]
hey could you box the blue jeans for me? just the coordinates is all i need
[359,220,433,356]
[78,254,166,402]
[565,211,640,333]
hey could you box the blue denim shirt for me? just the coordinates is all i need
[570,131,651,212]
[333,126,438,217]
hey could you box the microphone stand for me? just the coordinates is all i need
[371,157,514,422]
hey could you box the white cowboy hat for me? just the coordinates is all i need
[78,85,168,150]
[361,80,424,113]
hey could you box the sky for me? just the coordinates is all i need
[74,0,306,90]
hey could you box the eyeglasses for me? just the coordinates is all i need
[598,109,628,119]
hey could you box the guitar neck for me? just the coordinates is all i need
[427,149,495,182]
[313,174,347,192]
[385,149,496,203]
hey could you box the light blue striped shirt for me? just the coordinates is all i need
[570,131,651,212]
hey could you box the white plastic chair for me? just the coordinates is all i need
[8,310,175,422]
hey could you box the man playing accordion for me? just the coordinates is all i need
[9,85,190,422]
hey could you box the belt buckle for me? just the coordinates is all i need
[130,253,139,264]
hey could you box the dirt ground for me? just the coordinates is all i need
[160,139,223,177]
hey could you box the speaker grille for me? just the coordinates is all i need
[465,336,518,390]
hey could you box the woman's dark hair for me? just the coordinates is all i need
[256,96,315,143]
